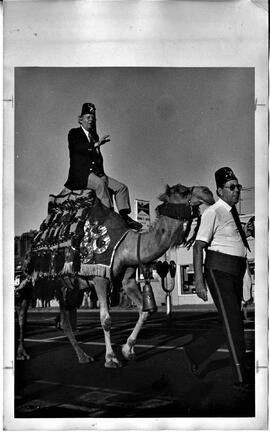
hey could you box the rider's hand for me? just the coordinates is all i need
[195,279,208,302]
[95,135,110,147]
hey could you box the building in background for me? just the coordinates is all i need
[15,230,37,267]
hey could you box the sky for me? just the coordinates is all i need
[15,67,255,235]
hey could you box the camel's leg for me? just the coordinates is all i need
[121,269,150,361]
[94,276,122,368]
[16,298,30,360]
[60,305,94,364]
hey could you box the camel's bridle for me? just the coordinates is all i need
[155,187,198,221]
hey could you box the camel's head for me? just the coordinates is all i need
[159,184,215,207]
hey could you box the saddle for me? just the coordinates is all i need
[33,187,96,247]
[26,187,129,281]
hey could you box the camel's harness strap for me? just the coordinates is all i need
[156,187,195,220]
[156,202,193,220]
[137,233,150,284]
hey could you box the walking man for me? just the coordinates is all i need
[183,167,253,390]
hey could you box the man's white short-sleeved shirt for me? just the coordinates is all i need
[196,198,247,257]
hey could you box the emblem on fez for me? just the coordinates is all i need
[88,104,95,113]
[80,220,111,263]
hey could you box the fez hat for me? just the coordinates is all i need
[215,167,238,188]
[80,103,96,116]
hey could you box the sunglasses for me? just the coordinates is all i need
[223,184,242,191]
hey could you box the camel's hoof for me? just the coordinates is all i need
[126,353,136,361]
[16,351,30,360]
[78,354,94,364]
[105,359,122,368]
[122,347,136,361]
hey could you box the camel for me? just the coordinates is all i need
[15,183,214,367]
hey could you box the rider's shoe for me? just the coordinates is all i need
[119,211,142,231]
[123,216,143,231]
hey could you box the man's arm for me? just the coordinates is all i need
[193,240,208,302]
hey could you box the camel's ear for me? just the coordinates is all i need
[158,184,170,202]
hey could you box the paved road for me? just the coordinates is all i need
[15,306,255,418]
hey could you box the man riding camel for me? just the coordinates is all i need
[64,103,142,231]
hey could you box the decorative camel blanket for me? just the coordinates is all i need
[26,188,129,280]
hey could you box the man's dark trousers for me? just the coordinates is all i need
[186,252,247,383]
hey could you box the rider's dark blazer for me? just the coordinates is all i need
[64,127,104,190]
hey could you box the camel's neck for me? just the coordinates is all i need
[139,216,185,264]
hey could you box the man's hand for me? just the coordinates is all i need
[95,135,111,148]
[193,240,208,302]
[195,279,208,302]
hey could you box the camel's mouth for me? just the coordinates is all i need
[191,196,215,207]
[200,197,215,205]
[199,193,215,206]
[206,196,215,205]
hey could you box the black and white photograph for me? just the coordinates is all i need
[3,1,268,430]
